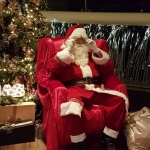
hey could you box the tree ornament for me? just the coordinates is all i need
[3,54,10,67]
[11,83,25,97]
[8,22,18,41]
[8,22,17,33]
[0,0,6,12]
[25,48,35,62]
[26,19,33,29]
[2,83,25,97]
[7,59,17,72]
[12,76,24,84]
[29,0,42,6]
[27,74,36,85]
[7,0,20,13]
[17,7,25,22]
[22,46,28,52]
[2,84,13,96]
[8,33,18,41]
[17,14,24,22]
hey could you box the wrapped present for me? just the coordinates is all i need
[0,102,35,123]
[0,120,35,146]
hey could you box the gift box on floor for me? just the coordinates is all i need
[0,102,36,123]
[0,120,35,146]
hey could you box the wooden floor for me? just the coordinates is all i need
[0,138,46,150]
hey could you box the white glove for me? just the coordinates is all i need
[87,39,99,53]
[56,48,74,65]
[65,39,75,51]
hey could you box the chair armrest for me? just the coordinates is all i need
[102,71,123,89]
[37,79,67,106]
[38,79,66,94]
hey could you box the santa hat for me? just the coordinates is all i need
[61,25,88,49]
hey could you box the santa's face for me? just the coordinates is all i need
[75,37,86,44]
[70,39,90,67]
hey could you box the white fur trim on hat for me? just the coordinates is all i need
[92,49,110,65]
[69,28,88,40]
[60,101,83,117]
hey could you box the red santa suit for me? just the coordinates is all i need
[47,25,129,144]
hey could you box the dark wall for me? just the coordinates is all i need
[41,0,150,12]
[128,89,150,112]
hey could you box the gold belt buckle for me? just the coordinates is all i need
[86,77,93,84]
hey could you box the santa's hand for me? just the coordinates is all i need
[57,48,74,65]
[65,39,75,50]
[87,39,99,53]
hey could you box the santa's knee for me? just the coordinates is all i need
[111,96,126,110]
[60,100,83,117]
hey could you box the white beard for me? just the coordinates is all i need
[70,44,89,67]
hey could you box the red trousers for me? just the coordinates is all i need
[67,91,126,136]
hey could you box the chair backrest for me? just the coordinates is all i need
[51,36,65,52]
[36,37,65,85]
[36,38,53,81]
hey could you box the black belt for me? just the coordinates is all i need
[63,77,101,86]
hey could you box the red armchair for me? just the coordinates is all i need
[36,36,128,150]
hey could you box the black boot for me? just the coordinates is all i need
[67,141,85,150]
[73,142,85,150]
[101,133,116,150]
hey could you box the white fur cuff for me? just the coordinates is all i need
[92,49,110,65]
[103,126,119,139]
[70,133,86,143]
[60,101,83,117]
[56,49,74,65]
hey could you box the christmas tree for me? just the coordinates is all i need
[0,0,50,105]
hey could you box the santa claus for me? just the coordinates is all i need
[48,25,129,150]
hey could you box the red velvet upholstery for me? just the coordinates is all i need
[36,37,127,150]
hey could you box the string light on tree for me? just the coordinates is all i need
[0,0,50,105]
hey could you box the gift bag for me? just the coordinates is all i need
[125,107,150,150]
